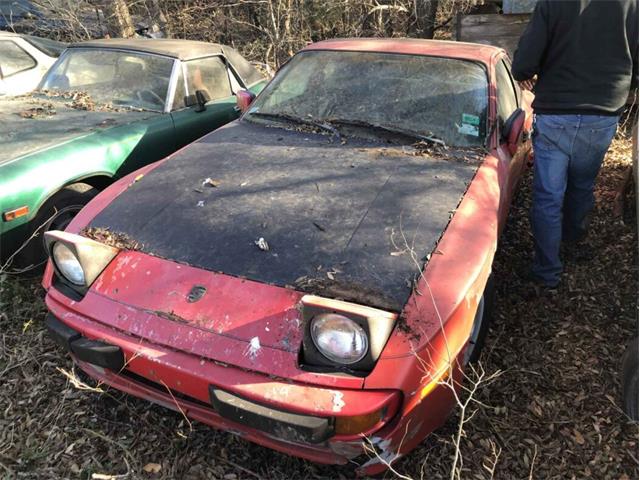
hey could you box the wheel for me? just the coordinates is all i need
[463,274,495,365]
[13,183,98,273]
[621,337,638,422]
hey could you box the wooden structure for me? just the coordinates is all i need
[455,1,536,58]
[455,13,531,58]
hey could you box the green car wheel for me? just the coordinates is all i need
[14,183,97,273]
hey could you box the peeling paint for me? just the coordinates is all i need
[244,336,261,359]
[329,390,345,412]
[263,384,291,401]
[330,441,365,459]
[360,436,400,468]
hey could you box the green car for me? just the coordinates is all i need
[0,38,267,269]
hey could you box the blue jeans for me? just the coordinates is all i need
[531,114,618,286]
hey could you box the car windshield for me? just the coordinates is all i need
[247,50,488,147]
[40,48,174,111]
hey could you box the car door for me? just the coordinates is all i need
[170,55,239,148]
[494,57,529,205]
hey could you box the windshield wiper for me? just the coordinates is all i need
[248,111,340,139]
[325,118,445,146]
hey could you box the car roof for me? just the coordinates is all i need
[302,38,503,65]
[68,38,227,61]
[0,31,23,38]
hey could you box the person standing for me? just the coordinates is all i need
[512,0,638,288]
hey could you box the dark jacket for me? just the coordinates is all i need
[512,0,638,115]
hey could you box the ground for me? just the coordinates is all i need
[0,137,637,480]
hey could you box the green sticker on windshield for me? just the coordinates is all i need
[462,113,480,126]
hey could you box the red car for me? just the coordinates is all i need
[42,39,532,475]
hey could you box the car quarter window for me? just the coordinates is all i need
[495,59,519,125]
[23,35,66,57]
[223,47,264,86]
[501,58,521,107]
[0,40,36,77]
[185,56,232,101]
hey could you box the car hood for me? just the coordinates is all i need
[0,93,159,164]
[88,120,482,312]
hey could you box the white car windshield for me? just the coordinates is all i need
[248,50,489,147]
[41,49,174,111]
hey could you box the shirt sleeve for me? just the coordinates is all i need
[511,0,550,81]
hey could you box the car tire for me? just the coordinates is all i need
[621,337,638,422]
[13,183,98,273]
[464,274,495,365]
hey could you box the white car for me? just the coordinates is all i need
[0,31,66,95]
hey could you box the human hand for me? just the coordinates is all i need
[518,76,537,91]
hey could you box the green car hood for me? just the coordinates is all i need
[0,94,158,164]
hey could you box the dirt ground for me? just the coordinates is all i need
[0,136,637,480]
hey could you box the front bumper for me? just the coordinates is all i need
[43,307,406,472]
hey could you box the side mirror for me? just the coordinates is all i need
[194,90,208,112]
[184,89,210,112]
[502,108,525,156]
[236,89,255,113]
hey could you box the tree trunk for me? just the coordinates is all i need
[102,0,135,38]
[412,0,439,39]
[149,0,172,38]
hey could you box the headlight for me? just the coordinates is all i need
[45,231,120,291]
[52,242,85,285]
[310,313,368,364]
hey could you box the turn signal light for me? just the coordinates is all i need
[2,206,29,222]
[335,409,383,435]
[420,367,451,400]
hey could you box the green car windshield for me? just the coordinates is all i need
[248,50,489,147]
[41,49,174,111]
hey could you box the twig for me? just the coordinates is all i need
[528,443,537,480]
[214,455,263,479]
[91,457,131,479]
[83,428,137,471]
[159,379,193,433]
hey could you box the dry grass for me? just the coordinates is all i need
[0,136,637,479]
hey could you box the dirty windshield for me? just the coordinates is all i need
[40,49,173,111]
[247,50,488,147]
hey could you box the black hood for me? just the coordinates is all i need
[89,120,480,311]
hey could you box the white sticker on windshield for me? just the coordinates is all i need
[457,113,480,137]
[457,122,479,137]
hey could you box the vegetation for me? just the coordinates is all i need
[29,0,478,65]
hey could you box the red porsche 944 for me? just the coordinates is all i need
[42,39,532,475]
